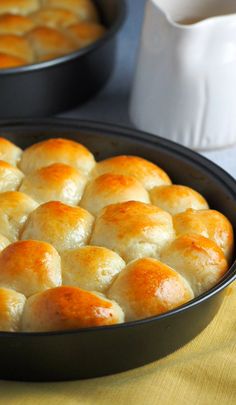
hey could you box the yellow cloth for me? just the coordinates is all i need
[0,283,235,405]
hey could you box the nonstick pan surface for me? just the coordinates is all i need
[0,119,235,381]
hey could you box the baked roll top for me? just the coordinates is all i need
[20,163,87,205]
[80,173,150,216]
[92,155,172,191]
[0,137,22,166]
[0,34,34,62]
[0,240,61,297]
[0,287,26,332]
[67,22,106,47]
[31,7,78,28]
[22,286,124,331]
[0,191,38,241]
[26,26,75,59]
[0,0,40,16]
[161,234,229,296]
[107,258,194,321]
[90,201,175,262]
[0,160,24,192]
[0,53,27,68]
[150,185,209,215]
[0,240,62,297]
[21,201,94,252]
[19,137,95,175]
[0,14,34,35]
[173,209,234,262]
[43,0,99,22]
[61,245,126,292]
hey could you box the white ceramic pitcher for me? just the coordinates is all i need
[130,0,236,150]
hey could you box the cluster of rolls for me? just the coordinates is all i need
[0,136,234,332]
[0,0,106,69]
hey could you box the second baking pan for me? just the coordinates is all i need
[0,0,126,119]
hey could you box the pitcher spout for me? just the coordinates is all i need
[152,0,236,28]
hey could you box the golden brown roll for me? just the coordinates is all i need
[19,163,87,205]
[0,0,40,16]
[92,155,172,191]
[0,288,26,332]
[19,138,95,175]
[0,240,62,297]
[150,185,209,215]
[90,201,175,262]
[80,173,150,216]
[0,14,34,35]
[0,160,24,192]
[173,209,234,262]
[0,191,38,241]
[0,234,10,252]
[21,201,94,253]
[44,0,99,22]
[37,52,65,61]
[31,7,78,29]
[27,26,75,59]
[61,246,126,292]
[107,258,194,321]
[161,234,228,296]
[67,22,106,47]
[22,286,124,331]
[0,53,27,68]
[0,35,34,62]
[0,137,22,166]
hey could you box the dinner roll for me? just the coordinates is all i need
[161,234,228,296]
[37,52,65,61]
[0,191,38,241]
[67,22,106,47]
[107,258,194,321]
[90,201,175,262]
[150,185,209,215]
[27,26,75,59]
[21,201,94,252]
[20,163,87,205]
[22,286,124,331]
[0,137,22,166]
[44,0,99,22]
[0,14,34,35]
[80,173,150,216]
[31,8,78,29]
[19,138,95,175]
[61,246,126,292]
[0,288,26,332]
[0,240,62,297]
[0,53,27,68]
[92,155,172,191]
[0,160,24,192]
[0,35,34,62]
[0,234,10,252]
[173,209,234,262]
[0,0,40,16]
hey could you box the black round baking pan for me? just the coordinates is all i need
[0,119,235,382]
[0,0,126,119]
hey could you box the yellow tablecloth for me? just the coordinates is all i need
[0,283,235,405]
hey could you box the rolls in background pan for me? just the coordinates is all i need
[0,0,106,69]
